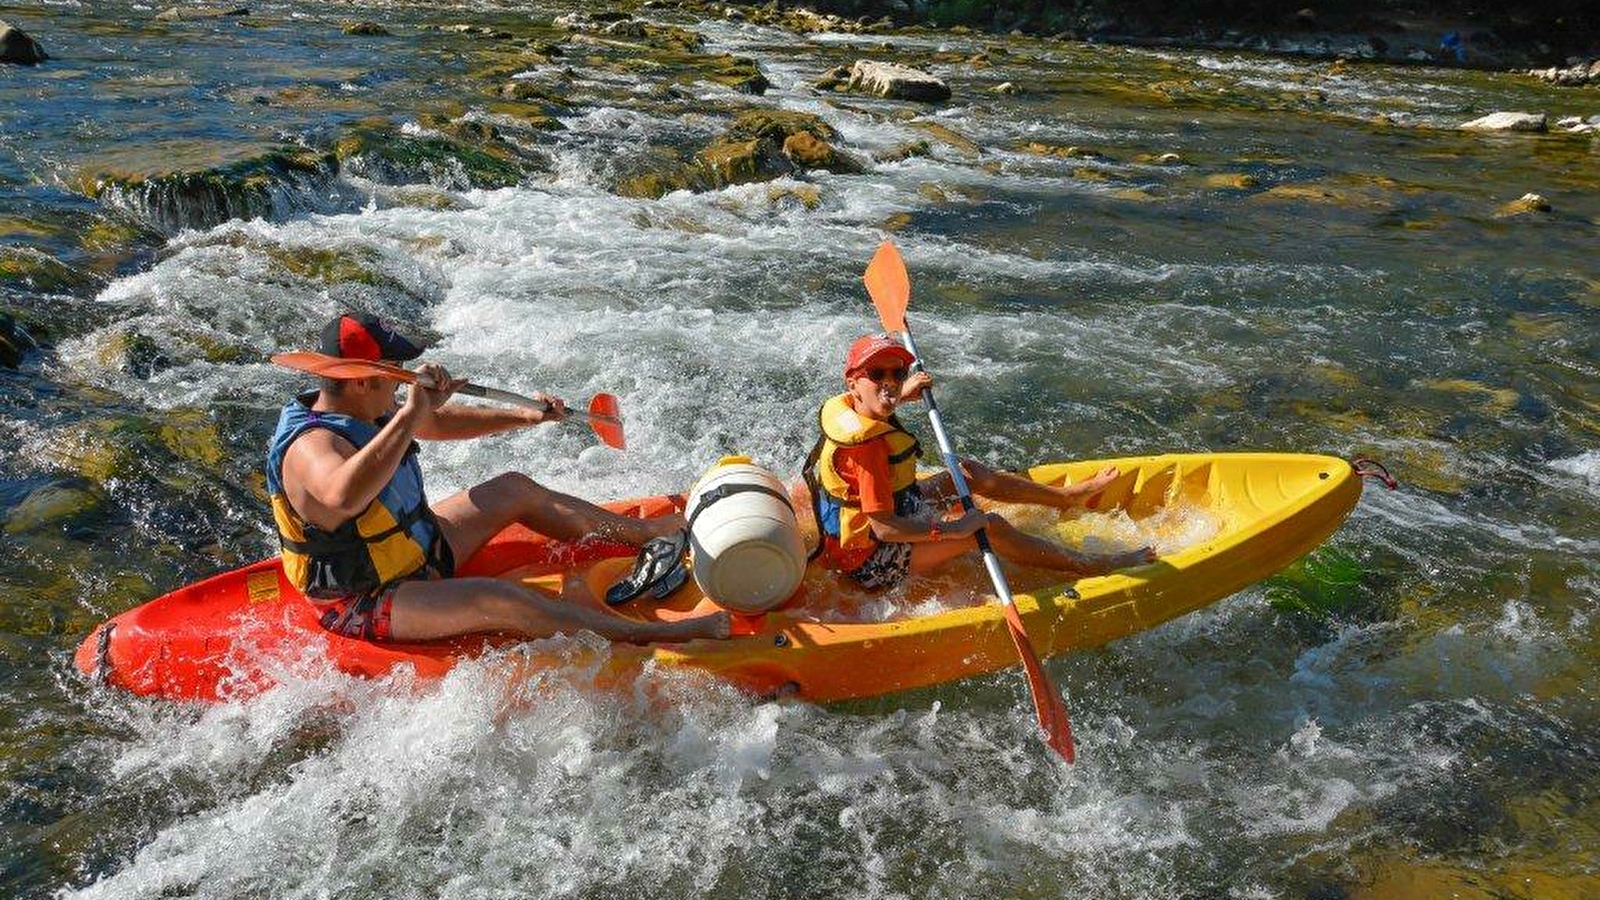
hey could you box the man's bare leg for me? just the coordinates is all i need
[387,577,729,643]
[434,472,683,563]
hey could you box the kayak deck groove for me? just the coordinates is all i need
[74,452,1365,703]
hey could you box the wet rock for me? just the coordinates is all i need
[1459,111,1547,133]
[767,184,821,210]
[1527,59,1599,87]
[342,21,390,36]
[781,131,862,173]
[813,64,850,91]
[86,146,336,233]
[994,81,1021,95]
[1022,142,1100,158]
[1206,173,1260,189]
[846,60,951,103]
[705,55,769,94]
[154,7,249,21]
[2,481,107,535]
[1,247,98,295]
[907,120,980,156]
[0,309,41,367]
[0,19,47,65]
[95,328,174,378]
[333,118,532,190]
[873,140,932,162]
[1494,192,1551,217]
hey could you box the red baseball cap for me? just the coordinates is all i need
[318,313,423,362]
[844,333,915,376]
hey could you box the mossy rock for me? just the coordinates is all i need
[615,170,694,199]
[696,139,770,187]
[1205,173,1260,190]
[2,480,108,536]
[342,21,390,36]
[907,120,981,157]
[1264,546,1365,620]
[94,328,173,378]
[0,216,69,242]
[333,119,527,190]
[767,184,822,210]
[157,408,226,468]
[1,310,34,368]
[726,109,829,143]
[874,140,932,163]
[701,55,769,94]
[265,243,388,287]
[0,247,95,295]
[85,147,335,232]
[80,215,152,252]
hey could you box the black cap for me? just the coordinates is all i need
[318,313,424,362]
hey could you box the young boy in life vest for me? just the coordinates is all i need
[808,334,1157,590]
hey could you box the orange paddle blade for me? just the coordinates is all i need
[862,240,911,333]
[587,393,626,450]
[270,352,417,383]
[1003,603,1077,763]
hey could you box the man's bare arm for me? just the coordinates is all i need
[415,395,565,441]
[281,405,427,530]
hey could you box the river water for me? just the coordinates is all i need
[3,2,1598,898]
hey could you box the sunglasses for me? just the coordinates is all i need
[857,366,909,383]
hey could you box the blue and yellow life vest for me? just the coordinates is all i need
[803,393,923,554]
[264,392,451,599]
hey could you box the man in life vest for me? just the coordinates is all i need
[807,333,1156,590]
[266,313,729,644]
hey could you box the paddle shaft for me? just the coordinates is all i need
[899,328,1015,606]
[453,382,603,425]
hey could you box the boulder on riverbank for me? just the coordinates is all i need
[1459,111,1547,132]
[0,19,47,64]
[846,60,951,102]
[1527,59,1600,86]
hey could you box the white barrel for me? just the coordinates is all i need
[685,456,806,613]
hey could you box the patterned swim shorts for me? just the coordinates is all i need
[845,540,913,591]
[316,582,403,643]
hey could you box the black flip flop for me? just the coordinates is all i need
[604,529,689,606]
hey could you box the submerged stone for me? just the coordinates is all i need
[0,247,96,295]
[342,21,390,36]
[1493,192,1551,217]
[0,19,47,65]
[2,481,107,535]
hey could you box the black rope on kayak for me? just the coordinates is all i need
[93,623,115,686]
[1351,456,1398,490]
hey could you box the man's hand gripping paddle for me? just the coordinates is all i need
[862,241,1076,764]
[270,352,627,450]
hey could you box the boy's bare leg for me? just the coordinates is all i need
[387,577,729,643]
[433,472,685,563]
[911,514,1154,578]
[921,460,1120,513]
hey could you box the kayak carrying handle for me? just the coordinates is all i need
[1351,457,1397,490]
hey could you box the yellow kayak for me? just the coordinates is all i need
[77,452,1365,704]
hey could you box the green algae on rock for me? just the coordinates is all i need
[0,247,99,295]
[333,118,534,190]
[85,146,335,233]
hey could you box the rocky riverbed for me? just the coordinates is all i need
[2,2,1598,899]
